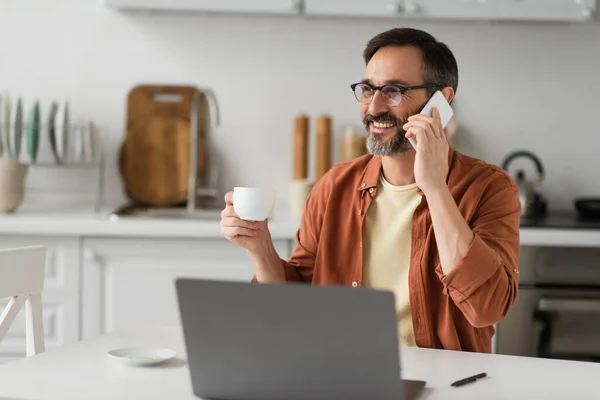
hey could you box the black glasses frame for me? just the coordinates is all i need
[350,82,439,105]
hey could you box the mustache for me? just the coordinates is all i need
[363,112,403,126]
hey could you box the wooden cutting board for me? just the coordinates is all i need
[119,85,208,207]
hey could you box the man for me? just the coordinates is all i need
[220,27,521,353]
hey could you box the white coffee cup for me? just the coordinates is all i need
[233,187,275,221]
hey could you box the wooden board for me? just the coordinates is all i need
[119,85,208,207]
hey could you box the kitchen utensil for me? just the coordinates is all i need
[119,85,209,207]
[574,198,600,220]
[293,114,309,180]
[501,150,547,218]
[315,115,332,180]
[26,101,41,163]
[290,114,312,220]
[106,347,176,367]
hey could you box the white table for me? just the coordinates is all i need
[0,326,599,400]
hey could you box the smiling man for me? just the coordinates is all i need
[220,27,521,353]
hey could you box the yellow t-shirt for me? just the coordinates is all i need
[362,173,422,347]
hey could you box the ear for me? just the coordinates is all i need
[441,87,455,104]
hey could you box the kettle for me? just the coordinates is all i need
[501,150,547,219]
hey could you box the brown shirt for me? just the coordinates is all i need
[275,148,520,353]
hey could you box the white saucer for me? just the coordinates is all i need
[106,347,177,367]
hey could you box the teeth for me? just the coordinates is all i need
[373,121,395,129]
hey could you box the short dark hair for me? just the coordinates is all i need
[363,27,459,96]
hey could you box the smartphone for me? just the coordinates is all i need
[408,90,454,149]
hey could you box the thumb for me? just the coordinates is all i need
[224,192,234,206]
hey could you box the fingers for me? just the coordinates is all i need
[407,111,443,139]
[404,124,431,146]
[405,116,437,140]
[221,226,258,240]
[221,205,239,219]
[221,216,258,230]
[431,107,442,130]
[224,192,233,206]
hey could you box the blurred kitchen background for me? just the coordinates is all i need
[2,0,600,365]
[3,0,600,211]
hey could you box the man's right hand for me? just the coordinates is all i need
[219,191,275,257]
[220,192,285,282]
[220,191,262,251]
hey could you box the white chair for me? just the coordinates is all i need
[0,245,46,357]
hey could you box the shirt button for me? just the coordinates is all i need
[514,269,519,274]
[358,209,362,215]
[369,188,374,194]
[359,241,362,248]
[362,183,366,187]
[352,281,358,288]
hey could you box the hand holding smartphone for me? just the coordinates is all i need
[407,90,454,150]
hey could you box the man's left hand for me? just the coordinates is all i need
[403,107,450,195]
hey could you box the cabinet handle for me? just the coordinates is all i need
[83,250,103,265]
[289,0,302,12]
[575,0,593,18]
[404,1,420,15]
[538,298,600,313]
[387,1,403,13]
[581,7,592,18]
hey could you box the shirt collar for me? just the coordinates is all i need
[356,148,456,194]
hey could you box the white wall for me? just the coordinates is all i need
[1,0,600,213]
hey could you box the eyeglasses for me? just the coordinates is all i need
[350,82,439,106]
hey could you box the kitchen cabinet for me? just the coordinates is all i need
[106,0,596,21]
[106,0,302,14]
[303,0,401,17]
[499,0,596,21]
[81,237,292,339]
[408,0,499,20]
[0,236,79,361]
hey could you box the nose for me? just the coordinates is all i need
[367,90,390,116]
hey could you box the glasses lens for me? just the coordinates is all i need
[381,86,403,106]
[353,84,373,104]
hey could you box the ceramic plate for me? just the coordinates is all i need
[53,101,64,161]
[13,98,24,161]
[4,96,11,158]
[47,101,60,163]
[26,101,40,163]
[106,347,176,367]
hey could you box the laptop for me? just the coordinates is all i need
[175,278,426,400]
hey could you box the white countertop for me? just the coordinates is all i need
[0,207,300,239]
[0,326,599,400]
[1,207,600,247]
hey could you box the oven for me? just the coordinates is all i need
[496,245,600,361]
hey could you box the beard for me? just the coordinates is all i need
[363,112,413,156]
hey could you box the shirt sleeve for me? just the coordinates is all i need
[436,184,521,328]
